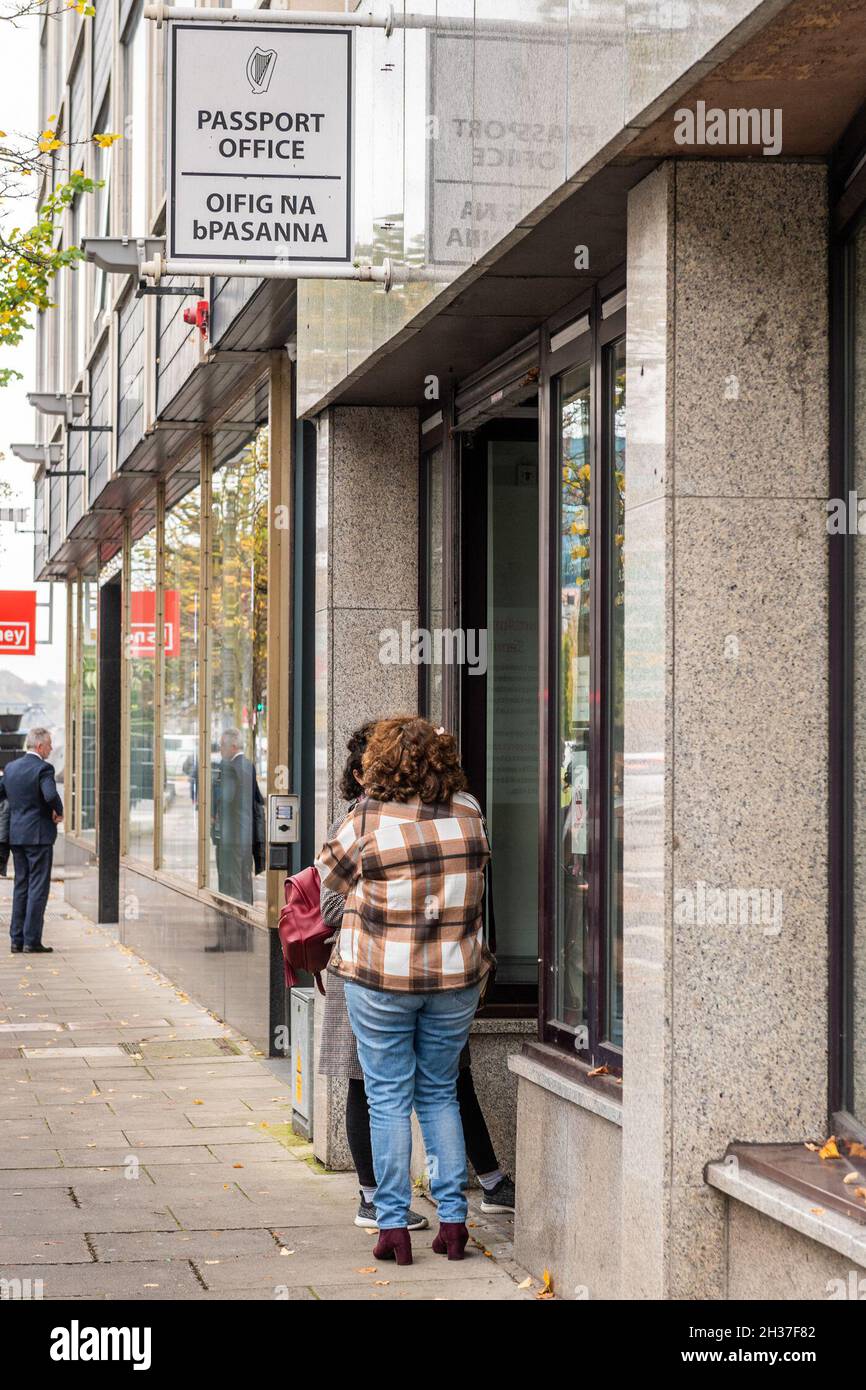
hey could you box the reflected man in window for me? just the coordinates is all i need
[210,727,265,904]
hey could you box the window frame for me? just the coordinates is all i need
[540,283,626,1070]
[830,105,866,1143]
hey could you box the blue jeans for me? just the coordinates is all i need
[344,980,481,1229]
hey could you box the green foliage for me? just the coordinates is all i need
[0,169,100,384]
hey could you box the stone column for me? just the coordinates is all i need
[312,404,420,1168]
[621,161,830,1298]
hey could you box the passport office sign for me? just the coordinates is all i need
[168,24,352,262]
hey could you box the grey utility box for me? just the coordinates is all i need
[290,987,315,1139]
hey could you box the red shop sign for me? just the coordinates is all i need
[130,589,180,658]
[0,589,37,656]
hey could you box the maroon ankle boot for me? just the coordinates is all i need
[373,1228,413,1266]
[431,1221,469,1260]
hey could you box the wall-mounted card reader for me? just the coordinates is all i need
[269,794,299,845]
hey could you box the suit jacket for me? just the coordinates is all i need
[211,754,265,867]
[0,754,63,846]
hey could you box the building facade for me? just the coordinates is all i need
[30,0,866,1298]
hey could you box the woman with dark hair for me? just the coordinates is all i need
[318,721,514,1236]
[316,716,498,1266]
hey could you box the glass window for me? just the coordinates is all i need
[207,421,269,907]
[606,339,626,1049]
[555,361,592,1035]
[551,329,626,1057]
[422,446,445,725]
[127,529,157,863]
[123,6,148,235]
[70,197,86,378]
[93,95,112,324]
[485,437,539,991]
[68,581,78,833]
[80,579,98,840]
[849,220,866,1128]
[161,484,202,882]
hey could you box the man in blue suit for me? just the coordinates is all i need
[0,727,63,954]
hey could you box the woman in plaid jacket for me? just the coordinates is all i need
[315,716,494,1266]
[318,722,515,1234]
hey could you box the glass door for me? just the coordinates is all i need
[459,418,539,1009]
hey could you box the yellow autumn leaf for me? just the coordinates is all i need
[819,1136,842,1160]
[93,132,121,149]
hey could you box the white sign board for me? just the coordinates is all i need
[167,23,352,263]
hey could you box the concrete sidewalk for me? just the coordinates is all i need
[0,880,537,1301]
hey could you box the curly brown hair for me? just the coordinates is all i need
[361,716,467,804]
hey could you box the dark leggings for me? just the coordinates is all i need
[345,1068,499,1190]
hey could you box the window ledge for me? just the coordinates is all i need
[508,1042,623,1127]
[707,1158,866,1270]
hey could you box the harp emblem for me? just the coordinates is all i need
[246,47,277,94]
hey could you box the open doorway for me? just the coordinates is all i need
[459,417,539,1011]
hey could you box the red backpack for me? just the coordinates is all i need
[278,866,333,994]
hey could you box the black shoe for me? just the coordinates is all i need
[10,945,22,953]
[23,944,53,954]
[354,1192,429,1231]
[479,1176,515,1214]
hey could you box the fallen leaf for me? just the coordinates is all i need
[517,1276,533,1290]
[819,1136,842,1160]
[232,1163,244,1169]
[855,1188,866,1200]
[847,1141,866,1160]
[588,1065,610,1077]
[810,1207,825,1215]
[843,1171,862,1185]
[804,1142,820,1152]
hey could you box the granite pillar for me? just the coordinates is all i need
[312,405,420,1169]
[621,161,830,1298]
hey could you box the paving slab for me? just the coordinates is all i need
[120,1126,274,1147]
[90,1229,280,1261]
[0,1260,203,1298]
[0,1235,94,1264]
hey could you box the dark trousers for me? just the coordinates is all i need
[215,842,253,905]
[345,1067,499,1191]
[10,845,54,949]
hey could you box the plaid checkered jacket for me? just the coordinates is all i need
[314,792,493,993]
